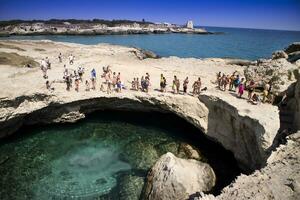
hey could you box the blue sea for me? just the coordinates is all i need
[1,27,300,60]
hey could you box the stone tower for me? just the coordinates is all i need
[186,20,194,29]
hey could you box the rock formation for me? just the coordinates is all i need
[0,20,210,36]
[284,42,300,54]
[244,58,297,94]
[130,48,160,60]
[284,42,300,63]
[142,152,216,200]
[272,50,288,60]
[197,131,300,200]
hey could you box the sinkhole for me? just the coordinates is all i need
[0,110,242,199]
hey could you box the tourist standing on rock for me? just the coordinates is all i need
[85,80,90,91]
[45,57,51,69]
[224,75,230,91]
[91,68,96,79]
[136,77,140,91]
[91,69,96,90]
[160,74,167,92]
[162,77,167,92]
[247,79,256,100]
[160,74,164,92]
[144,77,150,93]
[69,54,74,65]
[132,78,137,90]
[183,77,189,94]
[58,53,62,63]
[40,59,48,79]
[141,76,145,91]
[217,72,222,88]
[78,66,84,81]
[229,71,238,91]
[220,74,227,91]
[65,75,71,91]
[262,82,270,103]
[238,78,245,98]
[192,77,201,95]
[233,75,240,91]
[175,77,180,94]
[116,79,122,92]
[172,76,180,94]
[111,72,117,89]
[75,77,79,92]
[172,76,177,94]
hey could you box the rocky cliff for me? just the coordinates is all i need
[0,90,279,172]
[198,131,300,200]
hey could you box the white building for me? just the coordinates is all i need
[186,20,194,29]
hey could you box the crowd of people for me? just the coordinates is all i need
[40,53,273,105]
[216,71,272,105]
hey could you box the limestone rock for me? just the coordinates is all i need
[295,59,300,67]
[272,50,288,60]
[288,51,300,63]
[53,111,85,123]
[143,152,216,200]
[293,78,300,130]
[131,48,160,60]
[244,58,298,93]
[198,132,300,200]
[284,42,300,54]
[226,59,254,66]
[178,143,201,160]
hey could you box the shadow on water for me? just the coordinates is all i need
[0,110,242,199]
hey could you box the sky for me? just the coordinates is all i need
[0,0,300,31]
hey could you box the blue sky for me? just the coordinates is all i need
[0,0,300,31]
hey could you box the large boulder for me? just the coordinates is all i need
[244,58,298,93]
[272,50,288,60]
[142,152,216,200]
[288,51,300,63]
[131,48,160,60]
[284,42,300,54]
[226,59,255,66]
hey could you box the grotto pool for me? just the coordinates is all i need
[0,111,241,199]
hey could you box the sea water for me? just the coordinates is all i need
[0,111,240,199]
[1,27,300,60]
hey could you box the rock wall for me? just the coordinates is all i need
[198,94,279,170]
[198,131,300,200]
[293,78,300,130]
[0,91,279,172]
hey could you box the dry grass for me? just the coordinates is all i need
[0,43,26,51]
[0,52,39,67]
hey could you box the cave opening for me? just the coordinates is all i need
[0,110,242,199]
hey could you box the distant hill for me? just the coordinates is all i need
[0,19,154,27]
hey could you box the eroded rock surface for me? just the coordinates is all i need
[143,152,216,200]
[198,131,300,200]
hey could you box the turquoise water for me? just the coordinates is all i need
[1,27,300,60]
[0,111,241,199]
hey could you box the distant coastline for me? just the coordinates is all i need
[0,19,213,36]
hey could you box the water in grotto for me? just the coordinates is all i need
[0,111,241,199]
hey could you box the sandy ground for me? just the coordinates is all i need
[0,40,245,98]
[0,40,279,130]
